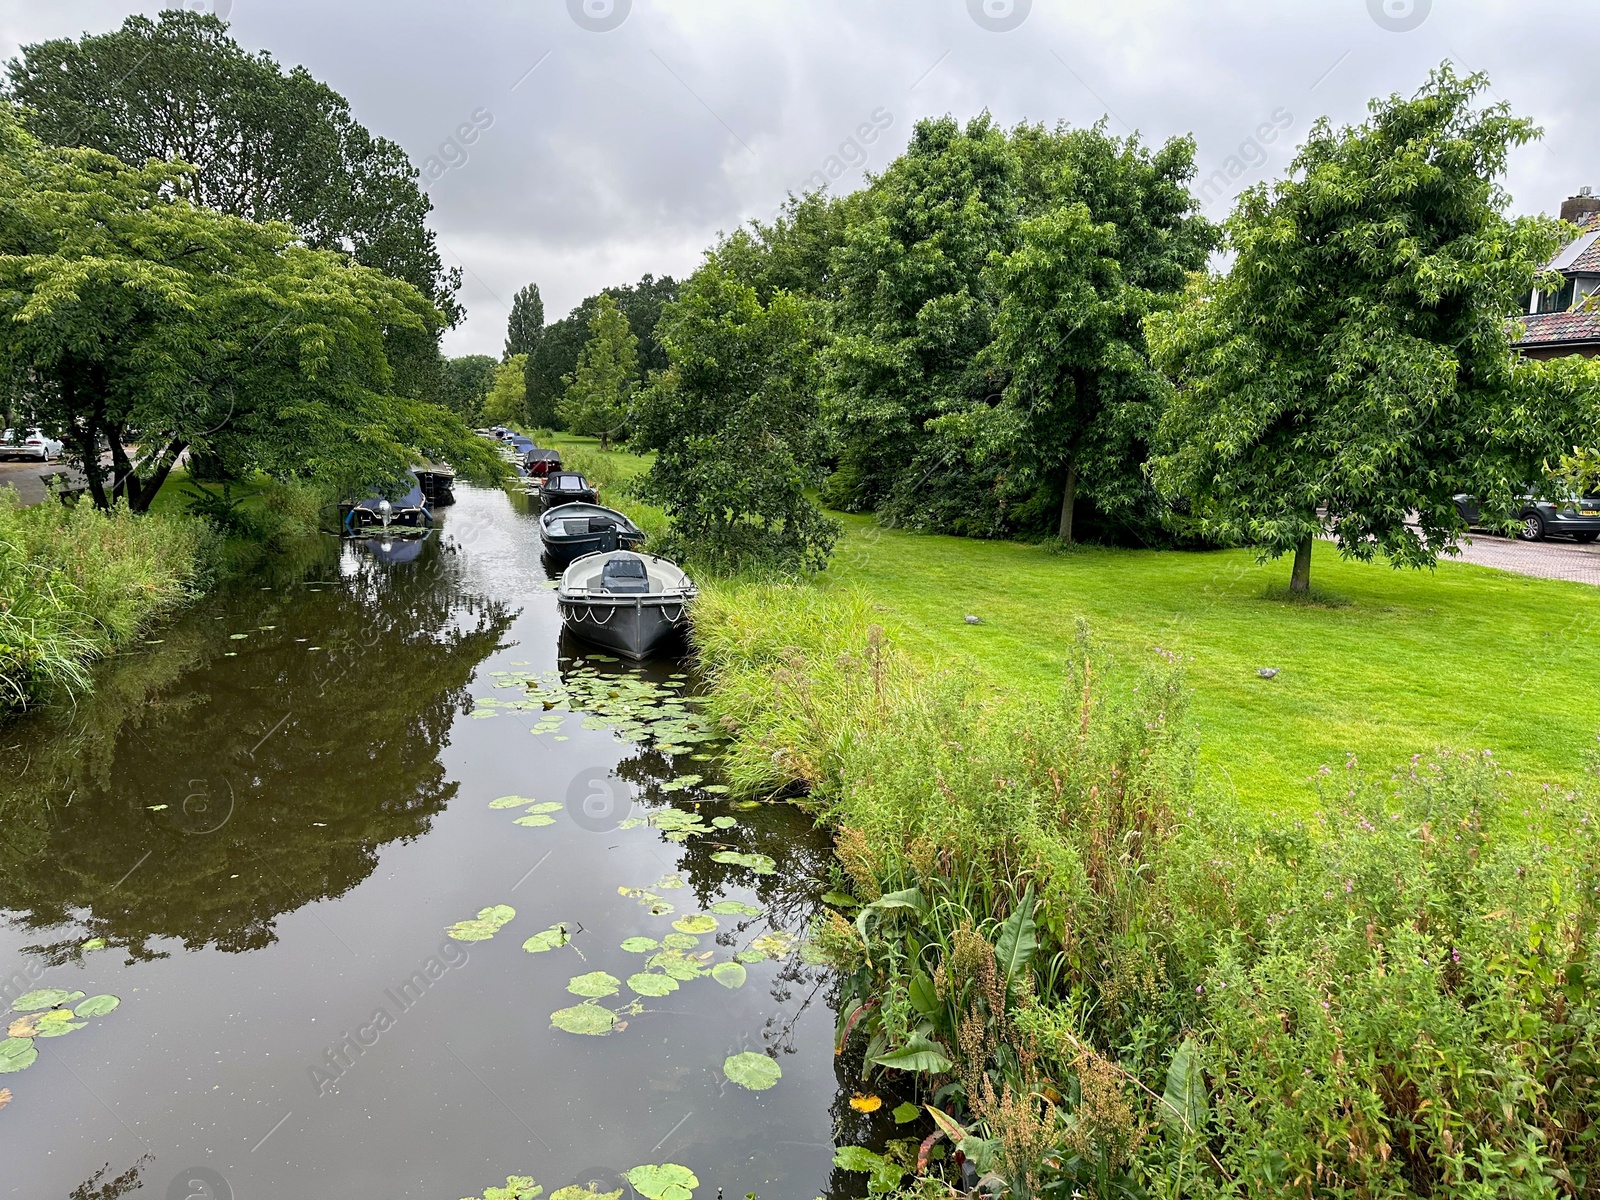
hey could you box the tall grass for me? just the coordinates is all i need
[0,490,220,712]
[691,579,1600,1198]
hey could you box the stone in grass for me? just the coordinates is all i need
[1257,667,1279,679]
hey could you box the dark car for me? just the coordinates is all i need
[1454,492,1600,543]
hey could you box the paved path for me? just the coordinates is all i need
[0,459,84,506]
[1451,532,1600,586]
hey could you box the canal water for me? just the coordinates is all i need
[0,485,885,1199]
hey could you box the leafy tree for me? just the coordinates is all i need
[634,263,837,572]
[0,104,499,511]
[1148,67,1564,592]
[524,273,676,427]
[558,296,636,450]
[483,355,528,427]
[975,129,1215,542]
[5,10,461,325]
[438,354,498,426]
[504,283,544,360]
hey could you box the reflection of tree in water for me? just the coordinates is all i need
[0,535,511,960]
[66,1155,150,1200]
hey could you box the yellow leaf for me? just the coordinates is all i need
[849,1093,882,1113]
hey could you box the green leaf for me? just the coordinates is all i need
[513,813,557,827]
[566,972,621,998]
[11,989,79,1013]
[549,1186,621,1200]
[710,961,747,989]
[522,926,571,953]
[0,1038,37,1073]
[671,914,717,935]
[872,1034,953,1075]
[908,971,940,1018]
[35,1018,85,1038]
[854,887,924,940]
[550,1004,616,1036]
[722,1051,781,1091]
[994,889,1038,979]
[620,937,659,953]
[624,1164,698,1200]
[821,891,859,908]
[523,801,563,814]
[627,972,680,998]
[709,851,776,874]
[893,1101,921,1124]
[1160,1036,1208,1137]
[709,900,762,916]
[447,905,516,941]
[80,938,106,951]
[74,995,120,1018]
[661,933,700,950]
[489,796,533,809]
[832,1146,885,1173]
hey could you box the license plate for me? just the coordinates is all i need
[1583,510,1599,517]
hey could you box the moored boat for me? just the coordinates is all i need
[339,473,433,535]
[539,502,645,568]
[539,471,599,506]
[414,463,457,507]
[556,550,695,660]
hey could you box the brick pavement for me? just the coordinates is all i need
[1450,532,1600,586]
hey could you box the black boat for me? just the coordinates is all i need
[556,550,695,659]
[539,503,645,568]
[414,463,457,507]
[339,473,432,535]
[539,471,599,506]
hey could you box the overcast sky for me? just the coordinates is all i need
[1,1,1591,357]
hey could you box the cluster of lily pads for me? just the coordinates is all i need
[1,987,121,1076]
[460,1164,698,1200]
[477,663,720,757]
[488,796,564,828]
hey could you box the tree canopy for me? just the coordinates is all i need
[0,103,499,511]
[559,296,636,450]
[504,283,544,360]
[438,355,498,427]
[5,10,461,326]
[524,273,676,428]
[1148,67,1567,590]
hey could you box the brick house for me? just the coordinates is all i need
[1516,189,1600,359]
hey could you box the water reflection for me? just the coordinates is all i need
[0,534,511,961]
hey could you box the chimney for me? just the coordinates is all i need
[1560,186,1600,225]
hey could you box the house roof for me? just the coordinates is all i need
[1516,307,1600,347]
[1567,233,1600,273]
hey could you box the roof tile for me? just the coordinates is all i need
[1516,307,1600,346]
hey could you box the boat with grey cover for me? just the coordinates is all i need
[556,550,695,659]
[539,502,646,568]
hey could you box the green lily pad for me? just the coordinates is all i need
[80,938,106,951]
[489,796,533,809]
[710,816,737,829]
[671,914,718,935]
[551,1186,622,1200]
[723,1051,781,1091]
[550,1004,616,1036]
[750,932,794,959]
[710,851,776,874]
[735,949,767,964]
[627,972,680,997]
[446,904,516,941]
[653,874,687,890]
[620,937,659,953]
[893,1101,921,1124]
[513,814,557,827]
[710,962,747,989]
[625,1164,698,1200]
[709,901,762,916]
[701,785,730,794]
[0,1038,37,1073]
[74,995,120,1018]
[523,926,571,953]
[661,933,699,950]
[524,802,563,814]
[468,1176,544,1200]
[11,989,82,1013]
[648,952,704,981]
[645,901,674,916]
[35,1018,85,1038]
[567,971,621,998]
[229,633,249,640]
[617,818,646,830]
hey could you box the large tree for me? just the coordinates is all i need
[437,354,498,426]
[524,273,676,428]
[558,296,636,450]
[1148,67,1566,592]
[504,283,544,360]
[0,104,498,511]
[5,10,461,326]
[633,263,836,572]
[482,356,528,427]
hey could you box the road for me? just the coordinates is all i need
[0,457,84,506]
[1450,531,1600,587]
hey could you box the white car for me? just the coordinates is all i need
[0,428,63,461]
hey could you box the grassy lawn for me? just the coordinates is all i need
[515,439,1599,814]
[819,514,1598,815]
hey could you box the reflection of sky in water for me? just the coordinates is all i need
[0,485,867,1200]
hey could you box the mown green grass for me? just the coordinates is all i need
[816,514,1599,813]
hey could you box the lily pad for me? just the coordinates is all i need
[567,971,621,998]
[550,1004,616,1036]
[723,1051,781,1091]
[849,1093,883,1113]
[709,900,762,917]
[0,1038,37,1073]
[513,814,557,827]
[661,933,699,951]
[750,932,795,959]
[81,938,106,951]
[709,851,776,874]
[73,994,120,1019]
[653,874,687,890]
[551,1186,623,1200]
[645,901,674,916]
[10,989,82,1013]
[617,817,646,830]
[523,802,563,814]
[893,1100,921,1124]
[671,914,717,935]
[647,952,704,981]
[625,1163,698,1200]
[489,796,533,809]
[35,1018,85,1038]
[620,937,659,953]
[735,949,767,964]
[447,904,516,941]
[710,816,737,829]
[710,962,747,989]
[627,972,680,997]
[523,926,571,953]
[701,785,730,795]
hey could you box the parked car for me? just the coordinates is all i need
[0,428,63,461]
[1454,492,1600,543]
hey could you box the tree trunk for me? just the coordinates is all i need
[1290,535,1313,593]
[129,441,184,514]
[107,425,139,509]
[1058,462,1078,543]
[73,381,109,510]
